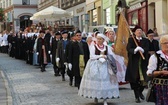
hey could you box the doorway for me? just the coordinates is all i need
[20,15,32,31]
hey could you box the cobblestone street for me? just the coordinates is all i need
[0,53,154,105]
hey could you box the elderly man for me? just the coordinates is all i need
[125,26,149,103]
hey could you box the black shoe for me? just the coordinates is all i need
[69,81,72,86]
[54,73,60,76]
[139,93,145,100]
[135,98,141,103]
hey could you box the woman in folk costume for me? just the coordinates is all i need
[125,26,149,103]
[106,29,127,83]
[78,33,119,105]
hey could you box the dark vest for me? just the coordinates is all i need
[95,45,108,55]
[156,53,168,79]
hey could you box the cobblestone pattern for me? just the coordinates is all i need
[0,53,154,105]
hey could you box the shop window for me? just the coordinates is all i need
[22,0,30,5]
[132,11,138,25]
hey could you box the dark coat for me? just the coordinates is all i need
[36,37,50,65]
[57,39,70,68]
[51,37,59,65]
[68,41,90,76]
[148,39,159,52]
[125,37,149,83]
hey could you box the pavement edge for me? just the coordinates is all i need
[0,71,12,105]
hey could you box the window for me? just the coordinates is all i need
[106,8,110,24]
[22,0,30,5]
[92,9,97,26]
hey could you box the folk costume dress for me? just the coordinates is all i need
[147,50,168,105]
[78,44,119,99]
[108,41,126,83]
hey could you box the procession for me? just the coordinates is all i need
[0,0,168,105]
[0,20,166,105]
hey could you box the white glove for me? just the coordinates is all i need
[48,51,51,54]
[64,62,68,69]
[134,46,141,53]
[56,58,60,62]
[36,52,39,55]
[134,46,144,54]
[99,58,106,63]
[68,63,72,70]
[138,47,144,53]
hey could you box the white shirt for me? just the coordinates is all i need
[147,50,168,75]
[1,34,8,46]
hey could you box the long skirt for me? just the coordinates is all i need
[155,84,168,105]
[33,52,39,66]
[78,59,120,99]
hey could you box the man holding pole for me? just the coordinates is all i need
[125,26,149,103]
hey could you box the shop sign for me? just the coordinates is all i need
[76,7,84,14]
[130,3,141,10]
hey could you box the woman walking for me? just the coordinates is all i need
[78,33,119,105]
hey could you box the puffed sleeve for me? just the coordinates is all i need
[90,45,103,60]
[147,54,158,75]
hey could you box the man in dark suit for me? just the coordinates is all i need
[51,32,61,76]
[125,26,149,103]
[57,31,70,81]
[68,30,90,88]
[146,29,160,58]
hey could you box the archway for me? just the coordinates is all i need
[20,15,32,31]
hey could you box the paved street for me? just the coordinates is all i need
[0,53,154,105]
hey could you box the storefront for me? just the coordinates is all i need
[127,0,148,33]
[66,3,87,32]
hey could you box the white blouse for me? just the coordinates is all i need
[147,50,168,75]
[89,44,116,60]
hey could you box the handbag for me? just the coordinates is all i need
[146,80,156,102]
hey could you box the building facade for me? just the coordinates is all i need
[38,0,59,11]
[102,0,118,25]
[148,0,168,35]
[0,0,38,32]
[127,0,148,33]
[60,0,86,32]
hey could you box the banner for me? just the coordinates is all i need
[114,13,130,66]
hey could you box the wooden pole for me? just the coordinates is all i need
[120,12,145,60]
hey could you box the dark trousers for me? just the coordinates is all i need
[53,64,60,74]
[75,76,81,89]
[2,46,8,53]
[130,82,145,99]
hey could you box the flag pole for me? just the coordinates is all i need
[119,11,145,60]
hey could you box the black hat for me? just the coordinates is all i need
[93,28,98,32]
[62,30,68,34]
[75,30,81,34]
[132,25,142,32]
[39,30,45,33]
[55,32,61,36]
[147,29,154,35]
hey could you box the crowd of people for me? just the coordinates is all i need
[0,24,167,105]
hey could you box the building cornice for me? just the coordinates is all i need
[13,4,37,9]
[3,6,13,13]
[129,0,146,6]
[38,1,58,11]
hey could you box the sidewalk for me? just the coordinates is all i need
[0,70,12,105]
